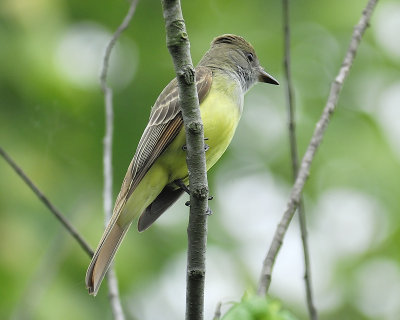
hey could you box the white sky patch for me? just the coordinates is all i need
[216,171,287,244]
[128,248,246,320]
[53,22,137,90]
[216,171,308,308]
[232,91,286,162]
[355,259,400,319]
[376,82,400,159]
[127,252,186,320]
[374,1,400,58]
[352,73,387,114]
[310,189,388,311]
[311,189,387,259]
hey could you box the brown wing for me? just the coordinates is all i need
[113,66,213,217]
[85,67,213,295]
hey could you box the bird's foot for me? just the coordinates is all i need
[185,201,213,215]
[175,179,213,214]
[174,179,190,194]
[204,137,210,152]
[182,137,210,152]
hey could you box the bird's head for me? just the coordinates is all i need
[200,34,279,91]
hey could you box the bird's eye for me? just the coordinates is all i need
[246,53,254,62]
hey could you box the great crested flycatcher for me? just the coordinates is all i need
[86,34,279,295]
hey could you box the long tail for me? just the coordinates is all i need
[85,217,131,296]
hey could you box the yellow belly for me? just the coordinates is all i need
[119,77,242,225]
[159,79,242,183]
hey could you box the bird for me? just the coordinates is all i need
[86,34,279,295]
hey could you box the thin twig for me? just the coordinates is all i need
[298,201,317,318]
[0,147,94,257]
[106,267,125,319]
[100,0,139,93]
[257,0,379,294]
[213,301,222,320]
[283,2,298,176]
[160,1,209,319]
[281,0,317,319]
[100,1,139,319]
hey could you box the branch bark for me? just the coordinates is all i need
[160,1,209,320]
[257,0,379,295]
[99,1,139,319]
[0,146,94,257]
[281,0,317,319]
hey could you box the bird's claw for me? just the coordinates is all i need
[184,200,212,216]
[182,137,210,152]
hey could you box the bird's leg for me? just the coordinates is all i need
[203,137,210,152]
[179,137,212,212]
[174,179,213,200]
[174,179,190,194]
[201,137,213,200]
[174,179,213,212]
[174,180,192,207]
[182,137,210,152]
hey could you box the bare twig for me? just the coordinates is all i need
[160,1,209,319]
[213,301,222,320]
[106,268,125,319]
[257,0,379,294]
[281,0,317,319]
[0,147,94,257]
[100,1,139,319]
[283,1,298,176]
[100,0,139,93]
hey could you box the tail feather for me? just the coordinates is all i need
[85,220,131,296]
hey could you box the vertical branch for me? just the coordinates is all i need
[160,1,209,320]
[100,0,139,92]
[100,1,139,319]
[283,1,298,175]
[102,85,114,227]
[281,0,318,319]
[258,0,379,294]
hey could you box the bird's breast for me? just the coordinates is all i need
[200,76,243,170]
[158,75,243,184]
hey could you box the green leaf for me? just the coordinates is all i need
[221,293,298,320]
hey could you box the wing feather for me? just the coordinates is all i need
[113,66,213,217]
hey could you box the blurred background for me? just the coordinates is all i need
[1,0,400,319]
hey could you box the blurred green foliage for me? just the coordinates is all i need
[1,0,400,319]
[222,293,298,320]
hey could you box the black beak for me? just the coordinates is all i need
[258,67,279,85]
